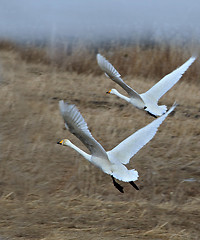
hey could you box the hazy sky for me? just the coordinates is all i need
[0,0,199,43]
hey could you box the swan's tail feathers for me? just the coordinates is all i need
[154,101,177,118]
[159,105,167,114]
[112,164,139,182]
[146,104,167,117]
[158,101,177,116]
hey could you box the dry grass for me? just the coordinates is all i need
[0,41,199,239]
[0,40,200,84]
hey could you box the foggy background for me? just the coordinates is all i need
[0,0,200,44]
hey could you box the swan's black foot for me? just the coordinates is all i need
[147,111,157,118]
[111,176,124,193]
[129,181,139,190]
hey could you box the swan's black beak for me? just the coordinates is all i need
[106,90,111,94]
[57,140,63,145]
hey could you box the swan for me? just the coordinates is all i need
[57,100,177,193]
[97,53,196,117]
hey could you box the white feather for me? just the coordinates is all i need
[97,53,121,78]
[107,103,177,164]
[97,53,196,116]
[59,100,93,138]
[143,56,196,102]
[58,101,176,185]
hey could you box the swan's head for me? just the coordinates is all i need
[106,89,119,95]
[57,139,71,146]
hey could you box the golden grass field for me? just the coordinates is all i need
[0,41,199,239]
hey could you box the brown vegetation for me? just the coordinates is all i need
[0,41,199,239]
[0,40,199,83]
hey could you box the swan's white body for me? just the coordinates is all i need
[58,100,176,184]
[97,54,196,117]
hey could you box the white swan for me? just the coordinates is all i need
[57,100,177,193]
[97,53,196,117]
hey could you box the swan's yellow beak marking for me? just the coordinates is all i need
[57,140,63,145]
[106,90,111,94]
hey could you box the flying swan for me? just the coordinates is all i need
[57,100,176,193]
[97,53,196,117]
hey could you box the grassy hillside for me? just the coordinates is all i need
[0,41,199,239]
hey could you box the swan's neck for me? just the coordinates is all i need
[113,90,130,103]
[67,141,91,162]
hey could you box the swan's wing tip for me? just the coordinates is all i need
[59,100,75,113]
[96,53,103,62]
[96,53,105,66]
[96,53,121,78]
[59,99,64,104]
[191,55,198,60]
[172,101,179,108]
[59,99,66,107]
[167,101,178,114]
[59,100,65,111]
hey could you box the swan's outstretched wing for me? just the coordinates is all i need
[97,54,144,102]
[107,103,177,164]
[143,56,196,102]
[59,101,108,159]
